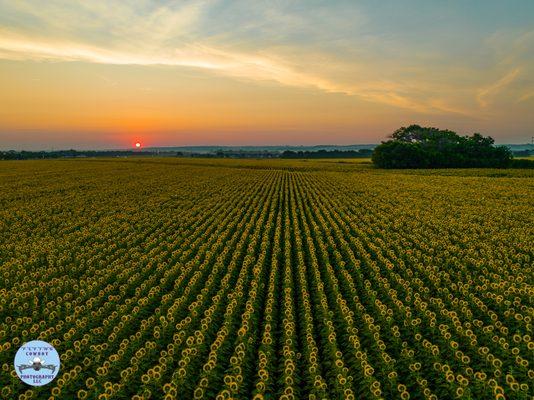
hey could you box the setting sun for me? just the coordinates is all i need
[135,142,141,149]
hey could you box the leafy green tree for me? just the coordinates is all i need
[372,125,512,168]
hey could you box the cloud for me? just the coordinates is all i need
[0,1,530,118]
[476,68,521,107]
[517,91,534,103]
[0,29,464,115]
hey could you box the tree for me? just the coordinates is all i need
[372,141,429,168]
[372,125,512,168]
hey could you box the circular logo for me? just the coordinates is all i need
[14,340,60,386]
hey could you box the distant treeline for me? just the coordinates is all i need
[193,150,279,158]
[512,149,534,157]
[372,125,534,169]
[0,149,182,160]
[280,149,373,158]
[1,148,373,160]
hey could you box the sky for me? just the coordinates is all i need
[0,0,533,150]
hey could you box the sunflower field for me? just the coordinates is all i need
[0,158,532,399]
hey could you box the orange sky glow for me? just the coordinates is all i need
[0,1,533,149]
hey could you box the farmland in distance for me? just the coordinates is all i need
[0,158,532,399]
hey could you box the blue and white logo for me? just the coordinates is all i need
[14,340,60,386]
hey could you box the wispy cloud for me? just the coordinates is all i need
[0,30,464,115]
[476,68,521,107]
[517,91,534,102]
[0,0,532,119]
[0,32,440,112]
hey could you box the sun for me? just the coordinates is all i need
[135,142,141,149]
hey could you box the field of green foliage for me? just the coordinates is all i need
[0,158,532,399]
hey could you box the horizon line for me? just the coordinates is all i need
[2,142,533,152]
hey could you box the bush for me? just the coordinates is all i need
[510,158,534,168]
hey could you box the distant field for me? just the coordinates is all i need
[1,158,533,399]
